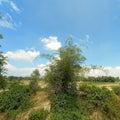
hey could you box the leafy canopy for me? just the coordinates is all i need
[45,39,86,94]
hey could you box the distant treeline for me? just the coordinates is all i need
[81,76,120,82]
[6,76,31,81]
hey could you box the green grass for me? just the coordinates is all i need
[78,81,120,90]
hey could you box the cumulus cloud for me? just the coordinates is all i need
[86,66,120,77]
[5,49,40,62]
[41,36,62,50]
[0,0,21,13]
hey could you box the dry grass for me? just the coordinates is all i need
[16,91,50,120]
[21,80,48,89]
[0,90,50,120]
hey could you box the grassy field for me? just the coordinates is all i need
[20,80,120,90]
[1,80,120,120]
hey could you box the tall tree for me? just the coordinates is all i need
[0,35,7,89]
[45,39,86,94]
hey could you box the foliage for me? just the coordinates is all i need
[0,52,7,89]
[0,26,7,89]
[50,93,77,112]
[82,76,119,82]
[29,69,40,94]
[112,86,120,96]
[0,76,7,89]
[0,84,32,119]
[79,84,120,119]
[49,93,91,120]
[45,39,86,94]
[28,109,48,120]
[49,110,91,120]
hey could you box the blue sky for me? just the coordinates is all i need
[0,0,120,76]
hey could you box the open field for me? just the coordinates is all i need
[79,81,120,90]
[13,79,120,91]
[21,80,120,90]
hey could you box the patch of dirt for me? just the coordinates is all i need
[16,91,50,120]
[91,110,103,120]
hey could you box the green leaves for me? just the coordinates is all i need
[0,85,31,112]
[45,39,86,94]
[29,69,40,94]
[28,109,48,120]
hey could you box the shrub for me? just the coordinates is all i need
[29,79,39,94]
[49,93,92,120]
[0,84,31,119]
[79,84,120,119]
[50,93,77,112]
[28,109,48,120]
[0,76,7,89]
[49,107,91,120]
[112,86,120,96]
[29,69,40,94]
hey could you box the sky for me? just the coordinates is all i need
[0,0,120,77]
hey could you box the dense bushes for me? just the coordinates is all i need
[0,84,32,119]
[28,109,48,120]
[0,76,7,89]
[112,86,120,96]
[49,93,91,120]
[79,84,120,119]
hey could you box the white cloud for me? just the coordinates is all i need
[5,62,47,76]
[5,62,34,76]
[0,0,21,29]
[0,0,21,13]
[41,36,62,50]
[0,13,15,29]
[0,19,14,29]
[5,49,40,62]
[9,1,20,13]
[86,66,120,78]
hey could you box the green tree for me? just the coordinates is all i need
[0,15,7,89]
[29,69,40,94]
[45,39,86,94]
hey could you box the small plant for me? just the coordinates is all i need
[28,109,48,120]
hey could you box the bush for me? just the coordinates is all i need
[49,93,91,120]
[79,84,120,119]
[0,84,31,119]
[28,109,48,120]
[29,79,39,94]
[82,76,119,82]
[0,76,7,89]
[50,93,77,112]
[112,86,120,96]
[49,109,91,120]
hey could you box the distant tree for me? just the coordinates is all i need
[45,39,86,94]
[29,69,40,94]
